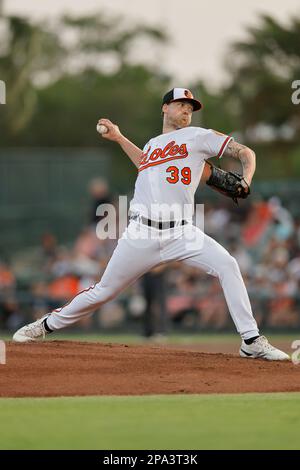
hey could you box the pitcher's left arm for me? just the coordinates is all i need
[201,141,256,186]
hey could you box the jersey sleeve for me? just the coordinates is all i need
[198,129,233,159]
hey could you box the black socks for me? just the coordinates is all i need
[43,319,53,333]
[244,335,260,345]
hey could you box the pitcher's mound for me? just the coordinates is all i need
[1,341,298,397]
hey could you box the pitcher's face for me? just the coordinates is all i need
[162,100,193,129]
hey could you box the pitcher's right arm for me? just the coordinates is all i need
[97,118,142,169]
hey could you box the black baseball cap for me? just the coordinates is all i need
[162,88,202,111]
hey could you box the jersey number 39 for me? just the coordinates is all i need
[166,166,191,185]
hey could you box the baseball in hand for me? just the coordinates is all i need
[96,123,108,135]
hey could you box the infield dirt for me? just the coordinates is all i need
[1,341,299,397]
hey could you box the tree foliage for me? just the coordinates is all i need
[1,12,300,178]
[226,14,300,134]
[0,13,168,146]
[0,15,64,136]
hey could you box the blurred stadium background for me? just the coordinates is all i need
[1,1,300,339]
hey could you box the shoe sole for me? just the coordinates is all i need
[240,349,290,361]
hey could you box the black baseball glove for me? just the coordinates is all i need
[205,159,250,204]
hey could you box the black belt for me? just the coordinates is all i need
[130,214,187,230]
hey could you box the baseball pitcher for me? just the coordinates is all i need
[13,88,289,360]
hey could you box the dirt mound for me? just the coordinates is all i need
[1,341,299,397]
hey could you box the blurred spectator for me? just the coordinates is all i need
[141,265,168,339]
[88,177,113,225]
[48,274,80,309]
[242,199,273,247]
[196,279,228,329]
[268,197,294,241]
[41,232,58,262]
[0,261,22,330]
[0,297,25,331]
[74,227,102,259]
[0,261,15,292]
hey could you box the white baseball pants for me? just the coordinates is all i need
[47,220,259,340]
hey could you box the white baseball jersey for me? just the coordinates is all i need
[130,127,233,221]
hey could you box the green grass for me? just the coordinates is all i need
[1,393,300,450]
[1,331,298,344]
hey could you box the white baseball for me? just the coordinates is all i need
[96,123,108,134]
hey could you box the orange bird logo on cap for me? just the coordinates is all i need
[184,89,193,98]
